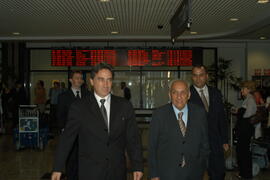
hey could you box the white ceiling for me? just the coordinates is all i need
[0,0,270,41]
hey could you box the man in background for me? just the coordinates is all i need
[121,82,131,101]
[57,70,89,180]
[189,65,229,180]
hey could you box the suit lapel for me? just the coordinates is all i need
[87,94,109,138]
[68,89,76,100]
[207,86,212,111]
[190,86,202,104]
[185,103,194,137]
[109,95,119,137]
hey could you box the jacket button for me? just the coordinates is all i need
[182,141,185,144]
[106,158,109,161]
[107,142,110,146]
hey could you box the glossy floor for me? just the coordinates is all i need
[0,134,269,180]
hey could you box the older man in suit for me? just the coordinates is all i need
[189,65,229,180]
[149,80,209,180]
[52,63,143,180]
[56,70,89,180]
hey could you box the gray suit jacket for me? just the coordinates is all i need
[149,102,209,180]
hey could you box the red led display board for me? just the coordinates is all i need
[51,49,200,66]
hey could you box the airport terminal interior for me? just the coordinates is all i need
[1,0,270,180]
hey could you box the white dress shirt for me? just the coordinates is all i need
[193,85,209,105]
[71,87,81,98]
[94,92,111,128]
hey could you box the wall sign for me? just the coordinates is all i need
[51,48,202,66]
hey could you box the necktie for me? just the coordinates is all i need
[178,112,186,136]
[200,89,209,112]
[100,99,109,131]
[178,112,186,167]
[76,91,80,99]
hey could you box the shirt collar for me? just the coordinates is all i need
[71,87,80,91]
[172,103,188,115]
[193,84,208,92]
[94,92,111,104]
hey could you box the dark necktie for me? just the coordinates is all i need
[100,99,108,131]
[76,91,80,99]
[178,112,186,167]
[200,89,209,112]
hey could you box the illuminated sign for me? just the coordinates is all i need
[51,48,200,66]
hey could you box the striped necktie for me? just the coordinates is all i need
[200,89,209,112]
[178,112,186,167]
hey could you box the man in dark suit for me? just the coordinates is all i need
[120,82,131,101]
[57,70,89,180]
[149,80,209,180]
[52,63,143,180]
[189,65,229,180]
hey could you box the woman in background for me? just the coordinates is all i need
[235,81,257,179]
[34,80,46,113]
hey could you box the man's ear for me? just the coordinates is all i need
[69,78,72,83]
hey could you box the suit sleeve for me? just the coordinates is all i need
[217,90,229,144]
[148,110,160,178]
[53,103,80,172]
[125,102,143,172]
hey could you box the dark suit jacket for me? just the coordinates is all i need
[149,103,209,180]
[53,93,143,180]
[57,88,89,129]
[189,85,228,154]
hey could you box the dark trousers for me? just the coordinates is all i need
[208,152,225,180]
[66,139,78,180]
[236,129,253,178]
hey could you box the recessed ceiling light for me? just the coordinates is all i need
[229,18,239,21]
[12,32,20,35]
[190,31,198,35]
[257,0,269,4]
[98,0,110,2]
[111,31,119,34]
[260,36,267,40]
[106,17,115,21]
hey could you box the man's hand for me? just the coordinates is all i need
[133,171,143,180]
[51,172,62,180]
[151,178,160,180]
[223,144,229,152]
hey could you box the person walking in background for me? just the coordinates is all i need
[49,81,62,133]
[57,71,89,180]
[235,81,257,179]
[149,80,209,180]
[34,80,47,113]
[60,82,67,93]
[121,81,131,101]
[10,80,27,128]
[189,65,229,180]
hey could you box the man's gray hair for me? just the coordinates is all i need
[168,79,190,91]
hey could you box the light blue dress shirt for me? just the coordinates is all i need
[172,104,188,126]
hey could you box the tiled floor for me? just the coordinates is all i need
[0,134,269,180]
